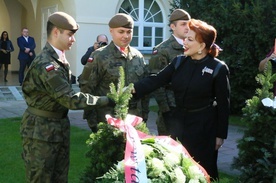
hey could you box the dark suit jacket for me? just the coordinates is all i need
[17,36,36,60]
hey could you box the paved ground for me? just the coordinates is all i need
[0,72,243,176]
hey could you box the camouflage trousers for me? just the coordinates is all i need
[22,137,70,183]
[83,109,98,131]
[156,111,169,135]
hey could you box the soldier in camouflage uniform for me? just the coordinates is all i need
[148,9,191,135]
[20,12,113,183]
[80,13,149,131]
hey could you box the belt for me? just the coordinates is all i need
[27,106,68,119]
[181,105,211,113]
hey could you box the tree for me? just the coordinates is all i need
[170,0,276,114]
[80,67,149,182]
[232,62,276,182]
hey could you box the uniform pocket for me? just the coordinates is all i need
[135,66,144,76]
[46,71,71,98]
[106,62,122,78]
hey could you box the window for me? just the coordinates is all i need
[41,5,58,48]
[119,0,165,50]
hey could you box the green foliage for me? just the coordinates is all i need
[232,62,276,182]
[81,66,150,182]
[171,0,276,114]
[80,122,126,183]
[0,118,92,183]
[107,66,134,120]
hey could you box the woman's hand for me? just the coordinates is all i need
[268,52,276,60]
[215,137,224,150]
[1,49,7,54]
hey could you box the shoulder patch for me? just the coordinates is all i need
[152,49,158,55]
[87,57,94,63]
[45,64,55,72]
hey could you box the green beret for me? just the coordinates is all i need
[169,9,191,23]
[109,13,134,29]
[48,11,79,31]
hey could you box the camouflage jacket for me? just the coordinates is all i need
[148,35,184,112]
[80,41,149,121]
[21,42,109,142]
[148,35,184,74]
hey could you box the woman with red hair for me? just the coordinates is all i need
[133,19,230,181]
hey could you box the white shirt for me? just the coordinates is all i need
[49,44,69,65]
[24,36,29,42]
[172,34,184,45]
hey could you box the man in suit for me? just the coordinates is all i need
[17,27,36,85]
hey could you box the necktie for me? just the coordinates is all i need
[120,47,125,53]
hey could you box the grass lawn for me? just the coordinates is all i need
[0,117,239,182]
[0,117,90,183]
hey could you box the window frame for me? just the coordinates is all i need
[119,0,166,51]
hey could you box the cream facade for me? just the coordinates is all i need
[0,0,174,77]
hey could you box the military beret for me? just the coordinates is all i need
[109,13,134,29]
[169,9,191,23]
[48,11,79,31]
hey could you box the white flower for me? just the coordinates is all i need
[163,152,181,168]
[188,165,205,179]
[173,166,186,183]
[142,144,154,157]
[148,157,166,177]
[116,160,124,173]
[188,179,200,183]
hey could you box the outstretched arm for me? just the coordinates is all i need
[259,52,276,71]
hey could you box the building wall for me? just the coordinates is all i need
[1,0,23,72]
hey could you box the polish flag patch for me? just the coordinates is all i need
[45,64,55,72]
[87,57,94,63]
[152,49,158,55]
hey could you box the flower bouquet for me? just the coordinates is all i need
[96,114,209,183]
[80,67,210,183]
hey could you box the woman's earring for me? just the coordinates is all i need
[198,50,202,55]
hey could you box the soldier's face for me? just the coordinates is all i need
[110,27,133,48]
[57,29,76,51]
[171,20,189,39]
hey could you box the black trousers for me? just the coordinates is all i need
[19,59,32,84]
[165,106,219,181]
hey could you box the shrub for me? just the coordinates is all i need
[232,62,276,182]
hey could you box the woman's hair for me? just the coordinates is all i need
[188,19,221,57]
[1,31,9,41]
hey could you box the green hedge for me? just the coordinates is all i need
[171,0,276,114]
